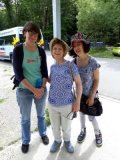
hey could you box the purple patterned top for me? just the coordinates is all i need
[75,56,100,96]
[48,61,79,106]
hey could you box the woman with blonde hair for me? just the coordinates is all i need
[48,38,82,153]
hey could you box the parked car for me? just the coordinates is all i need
[112,43,120,56]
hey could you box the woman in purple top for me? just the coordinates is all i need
[48,38,82,153]
[69,32,103,147]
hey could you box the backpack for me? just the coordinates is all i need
[11,75,20,90]
[11,44,44,90]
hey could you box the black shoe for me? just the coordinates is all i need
[21,144,29,153]
[77,128,86,143]
[41,135,49,145]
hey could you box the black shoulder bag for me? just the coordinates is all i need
[80,94,103,116]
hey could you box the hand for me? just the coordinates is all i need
[33,87,45,99]
[86,96,94,106]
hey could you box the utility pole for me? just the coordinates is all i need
[52,0,61,38]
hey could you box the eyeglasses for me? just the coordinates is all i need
[28,31,38,37]
[63,111,77,120]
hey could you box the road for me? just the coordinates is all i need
[0,53,120,100]
[97,58,120,100]
[47,53,120,100]
[0,52,120,151]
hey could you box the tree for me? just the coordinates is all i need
[0,0,78,44]
[61,0,77,43]
[76,0,120,44]
[1,0,14,27]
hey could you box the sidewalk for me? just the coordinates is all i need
[0,96,120,160]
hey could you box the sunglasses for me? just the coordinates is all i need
[63,111,77,120]
[28,31,38,37]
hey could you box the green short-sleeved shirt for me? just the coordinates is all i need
[19,44,42,88]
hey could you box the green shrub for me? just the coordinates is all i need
[45,108,51,126]
[89,47,113,58]
[0,98,5,104]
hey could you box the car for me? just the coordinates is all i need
[112,43,120,56]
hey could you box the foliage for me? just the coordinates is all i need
[0,98,5,104]
[61,0,77,43]
[89,47,120,59]
[76,0,120,45]
[1,0,14,27]
[45,108,51,126]
[0,0,77,43]
[1,0,120,45]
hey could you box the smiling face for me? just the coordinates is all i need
[52,44,65,61]
[72,41,85,56]
[23,21,41,45]
[24,31,38,44]
[50,38,69,62]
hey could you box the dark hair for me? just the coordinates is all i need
[69,49,76,58]
[23,21,41,41]
[69,41,90,57]
[69,32,90,57]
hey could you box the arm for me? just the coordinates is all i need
[39,47,48,87]
[12,44,24,82]
[39,47,48,79]
[91,68,99,97]
[72,75,83,112]
[21,79,35,92]
[87,68,99,106]
[41,77,48,88]
[21,79,45,99]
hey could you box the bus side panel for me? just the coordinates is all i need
[0,45,13,60]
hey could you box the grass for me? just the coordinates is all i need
[8,138,20,146]
[45,108,51,126]
[0,147,4,151]
[89,47,120,59]
[0,98,6,104]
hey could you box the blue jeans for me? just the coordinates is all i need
[16,88,47,144]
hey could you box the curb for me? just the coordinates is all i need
[99,94,120,103]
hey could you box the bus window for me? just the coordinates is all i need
[0,26,44,62]
[5,34,16,45]
[0,39,5,45]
